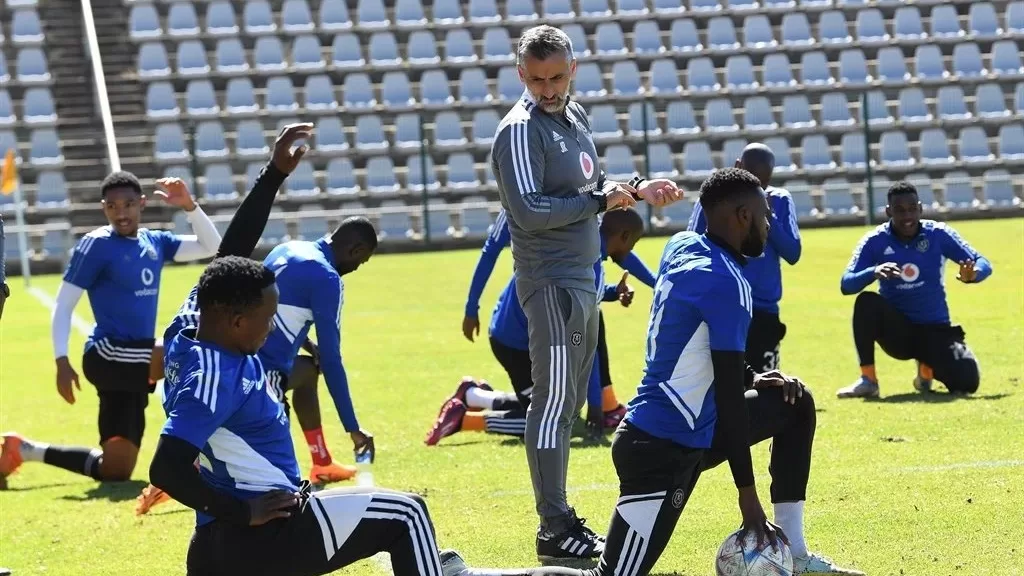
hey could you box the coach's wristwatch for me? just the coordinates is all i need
[591,190,609,213]
[627,175,646,201]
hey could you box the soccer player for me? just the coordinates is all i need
[429,208,651,444]
[0,172,220,485]
[689,143,802,371]
[150,255,477,576]
[585,169,862,576]
[493,24,682,562]
[836,181,992,399]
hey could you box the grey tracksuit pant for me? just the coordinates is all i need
[520,284,600,533]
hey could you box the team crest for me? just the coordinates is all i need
[671,488,685,509]
[570,331,583,347]
[916,238,930,253]
[579,151,595,180]
[900,263,921,282]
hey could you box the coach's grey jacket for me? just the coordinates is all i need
[492,91,612,304]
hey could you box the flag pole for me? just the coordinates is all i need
[11,184,31,288]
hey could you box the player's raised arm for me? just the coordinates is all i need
[935,223,993,284]
[767,191,802,265]
[463,209,511,341]
[840,231,886,295]
[150,177,221,262]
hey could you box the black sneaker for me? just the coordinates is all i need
[536,513,605,564]
[439,549,468,576]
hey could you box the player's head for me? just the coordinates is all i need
[517,25,577,114]
[195,256,278,355]
[735,143,776,190]
[600,207,646,260]
[100,171,145,237]
[329,216,378,276]
[698,168,769,258]
[885,181,922,239]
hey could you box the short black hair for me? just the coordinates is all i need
[332,216,378,251]
[698,168,764,212]
[887,181,919,202]
[738,143,775,174]
[196,256,276,316]
[517,25,574,67]
[100,171,142,198]
[601,207,645,236]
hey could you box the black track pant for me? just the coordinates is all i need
[853,292,979,393]
[589,386,816,576]
[745,311,787,372]
[186,487,444,576]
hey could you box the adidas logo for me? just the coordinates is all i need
[551,131,563,142]
[883,246,895,255]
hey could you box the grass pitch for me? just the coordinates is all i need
[1,218,1022,576]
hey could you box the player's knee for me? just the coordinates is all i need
[290,356,320,390]
[949,361,980,394]
[794,386,817,429]
[853,291,882,314]
[99,437,139,481]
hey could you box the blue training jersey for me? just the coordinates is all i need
[625,232,753,450]
[840,220,992,325]
[688,187,801,314]
[64,225,181,345]
[261,239,360,432]
[161,327,301,527]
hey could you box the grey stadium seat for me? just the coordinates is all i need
[176,41,209,76]
[839,133,867,169]
[154,124,188,161]
[707,17,739,51]
[649,59,682,94]
[821,93,854,127]
[195,121,228,159]
[405,155,439,192]
[469,0,500,23]
[544,0,577,20]
[627,102,660,136]
[743,15,776,48]
[982,170,1019,207]
[937,86,971,120]
[434,111,468,147]
[647,143,678,179]
[138,43,171,78]
[343,73,376,108]
[36,171,70,207]
[725,55,757,91]
[743,96,777,132]
[612,61,642,95]
[444,29,477,63]
[634,21,665,54]
[800,51,833,86]
[203,164,237,199]
[603,145,636,182]
[254,36,286,71]
[12,9,44,45]
[365,157,400,195]
[563,24,591,57]
[595,23,628,56]
[287,161,320,196]
[483,28,515,63]
[705,98,738,133]
[838,49,871,86]
[930,5,962,38]
[952,43,986,78]
[447,153,480,189]
[459,68,491,104]
[855,9,889,43]
[421,70,454,106]
[432,0,465,25]
[686,58,720,92]
[991,41,1024,76]
[998,124,1024,159]
[764,137,795,174]
[763,54,795,90]
[590,105,622,141]
[722,139,748,168]
[407,31,440,66]
[800,135,836,171]
[682,141,714,177]
[877,47,909,85]
[968,3,1002,37]
[130,4,162,40]
[819,11,853,45]
[864,90,894,126]
[575,63,606,97]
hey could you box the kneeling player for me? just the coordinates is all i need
[836,181,992,399]
[586,170,861,576]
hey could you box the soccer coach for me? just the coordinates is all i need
[491,24,682,563]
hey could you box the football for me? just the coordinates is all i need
[715,529,794,576]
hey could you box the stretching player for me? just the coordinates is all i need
[428,209,650,444]
[836,181,992,399]
[584,169,862,576]
[0,173,220,484]
[689,143,801,371]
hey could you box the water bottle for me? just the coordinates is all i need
[355,450,374,488]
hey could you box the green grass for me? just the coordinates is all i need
[1,218,1023,576]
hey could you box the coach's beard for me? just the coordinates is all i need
[536,86,572,114]
[741,222,766,258]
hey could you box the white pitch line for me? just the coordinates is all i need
[896,460,1024,473]
[27,286,92,336]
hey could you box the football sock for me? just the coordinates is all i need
[860,365,877,383]
[462,412,485,432]
[465,387,504,410]
[491,392,522,411]
[774,501,808,558]
[43,446,103,480]
[303,428,333,467]
[601,387,620,412]
[17,438,48,462]
[918,363,934,380]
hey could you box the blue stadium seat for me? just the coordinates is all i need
[253,36,286,71]
[469,0,501,23]
[707,17,739,51]
[215,39,249,74]
[647,143,678,179]
[225,78,258,115]
[743,96,777,132]
[395,0,427,27]
[138,42,171,78]
[952,43,986,78]
[992,41,1024,76]
[686,58,720,92]
[369,32,402,67]
[265,77,298,114]
[725,55,757,91]
[35,172,69,207]
[781,13,813,46]
[185,80,218,117]
[243,0,276,35]
[381,72,414,108]
[595,23,628,56]
[331,34,364,68]
[821,179,856,216]
[129,4,162,40]
[483,28,514,62]
[648,59,682,94]
[305,74,338,112]
[365,157,400,194]
[445,29,477,63]
[893,6,925,40]
[358,0,390,28]
[722,138,748,168]
[206,2,239,36]
[575,63,606,97]
[682,141,714,177]
[235,120,269,158]
[343,73,376,108]
[819,11,852,45]
[634,21,664,54]
[982,170,1019,208]
[959,127,993,163]
[1008,1,1024,36]
[998,124,1024,159]
[611,61,642,95]
[904,174,938,213]
[293,35,325,70]
[176,41,209,76]
[281,0,314,33]
[407,31,440,66]
[669,18,702,52]
[937,86,971,120]
[296,206,329,241]
[202,164,237,200]
[880,131,915,168]
[616,0,649,15]
[855,9,889,43]
[326,158,359,195]
[919,128,955,166]
[603,145,635,181]
[447,153,480,189]
[580,0,612,18]
[839,132,867,170]
[155,124,188,161]
[41,221,69,257]
[801,135,836,172]
[590,105,622,141]
[1016,83,1024,115]
[167,2,200,37]
[355,115,388,151]
[821,93,854,127]
[459,68,491,104]
[460,196,493,238]
[942,172,977,210]
[764,0,796,8]
[838,49,871,86]
[434,111,467,148]
[471,109,499,146]
[543,0,576,19]
[287,161,320,196]
[782,95,815,128]
[0,91,14,126]
[743,15,776,48]
[765,137,796,174]
[432,0,465,25]
[496,67,521,102]
[12,9,44,45]
[864,90,894,126]
[800,51,833,85]
[705,98,738,133]
[195,121,228,160]
[315,117,348,154]
[627,102,659,136]
[976,83,1009,119]
[782,180,815,218]
[897,87,932,124]
[421,70,454,107]
[0,54,8,84]
[563,24,590,57]
[968,3,1002,38]
[763,53,795,90]
[691,0,723,12]
[507,0,538,20]
[666,100,699,134]
[145,82,179,119]
[260,210,289,246]
[877,47,910,84]
[930,5,962,38]
[320,0,353,31]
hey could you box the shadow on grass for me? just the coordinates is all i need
[869,391,1011,404]
[1,481,82,492]
[59,479,149,503]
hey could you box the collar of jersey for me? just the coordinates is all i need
[883,220,923,243]
[179,327,245,358]
[315,237,337,270]
[705,233,747,266]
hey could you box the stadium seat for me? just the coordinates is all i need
[611,61,642,95]
[501,0,535,20]
[460,196,493,238]
[952,43,986,78]
[590,105,622,141]
[707,17,739,51]
[743,97,777,132]
[937,86,971,120]
[320,0,353,31]
[959,127,994,163]
[880,131,915,168]
[215,39,249,74]
[253,36,286,71]
[154,124,188,161]
[864,90,894,126]
[281,0,314,33]
[26,129,61,166]
[445,29,477,63]
[877,47,910,84]
[801,135,836,172]
[0,91,14,126]
[41,221,69,256]
[781,180,814,217]
[595,23,628,56]
[660,196,693,229]
[35,172,69,207]
[421,70,454,106]
[326,158,359,195]
[666,100,700,134]
[292,35,325,70]
[176,41,209,76]
[618,0,649,15]
[261,210,289,246]
[903,174,938,213]
[838,49,871,86]
[682,141,714,177]
[575,63,606,97]
[205,2,239,36]
[0,54,8,84]
[243,0,276,35]
[395,0,427,27]
[839,133,867,170]
[647,143,679,179]
[432,0,465,24]
[782,95,815,128]
[855,9,889,43]
[369,32,402,67]
[145,82,178,119]
[459,68,491,104]
[225,78,258,115]
[580,0,612,18]
[930,5,963,38]
[1008,1,1024,35]
[12,9,44,45]
[969,3,1002,38]
[563,24,590,57]
[195,121,228,160]
[496,67,521,102]
[469,0,500,23]
[992,41,1024,76]
[821,179,857,216]
[705,99,738,133]
[365,157,400,194]
[395,113,421,148]
[343,73,376,108]
[167,2,200,37]
[975,84,1009,119]
[434,111,467,148]
[686,58,720,92]
[381,72,414,108]
[691,0,723,12]
[648,59,682,94]
[1016,83,1024,116]
[918,128,955,166]
[331,34,364,68]
[202,164,237,200]
[763,53,796,90]
[357,0,389,27]
[998,124,1024,159]
[764,137,796,174]
[722,138,748,168]
[981,170,1018,208]
[821,93,854,127]
[893,6,925,40]
[603,146,635,181]
[781,13,813,46]
[235,120,269,158]
[819,11,853,45]
[725,55,757,91]
[287,161,320,196]
[800,51,833,85]
[446,153,480,189]
[296,206,329,240]
[634,21,665,54]
[407,31,440,66]
[184,80,218,117]
[471,109,499,146]
[943,172,978,210]
[669,18,702,52]
[265,77,298,114]
[138,42,171,77]
[303,74,336,112]
[743,15,776,48]
[483,28,514,62]
[627,102,659,136]
[763,0,796,8]
[129,4,162,40]
[355,115,388,151]
[309,116,345,154]
[896,88,932,124]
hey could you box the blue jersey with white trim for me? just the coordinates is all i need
[625,232,752,449]
[840,220,991,324]
[63,225,181,345]
[161,328,301,527]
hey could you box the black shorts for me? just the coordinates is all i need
[489,336,533,408]
[81,337,155,447]
[746,310,787,372]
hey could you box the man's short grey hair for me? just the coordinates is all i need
[517,25,575,67]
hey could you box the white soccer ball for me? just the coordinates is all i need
[714,528,794,576]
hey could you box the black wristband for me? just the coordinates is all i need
[627,175,646,201]
[591,191,608,214]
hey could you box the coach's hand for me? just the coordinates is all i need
[738,486,788,553]
[272,123,314,174]
[462,315,480,342]
[957,260,977,283]
[616,272,635,308]
[637,179,684,207]
[351,429,375,463]
[153,177,196,212]
[247,489,299,526]
[753,370,805,405]
[55,356,81,405]
[874,262,901,280]
[605,186,638,211]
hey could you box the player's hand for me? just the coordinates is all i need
[753,370,805,405]
[247,489,299,526]
[271,123,314,174]
[153,177,197,212]
[351,429,375,463]
[616,272,635,308]
[301,338,320,369]
[605,185,638,211]
[637,179,684,207]
[737,486,788,553]
[874,262,901,280]
[462,315,480,342]
[957,260,977,283]
[55,357,81,405]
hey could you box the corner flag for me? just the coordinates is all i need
[1,148,16,195]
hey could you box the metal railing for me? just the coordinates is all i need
[81,0,121,172]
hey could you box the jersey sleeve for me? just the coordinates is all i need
[63,235,107,290]
[617,251,657,288]
[935,223,993,283]
[161,359,237,450]
[309,266,360,432]
[156,230,184,262]
[464,210,511,317]
[767,191,802,265]
[695,272,751,352]
[840,230,880,295]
